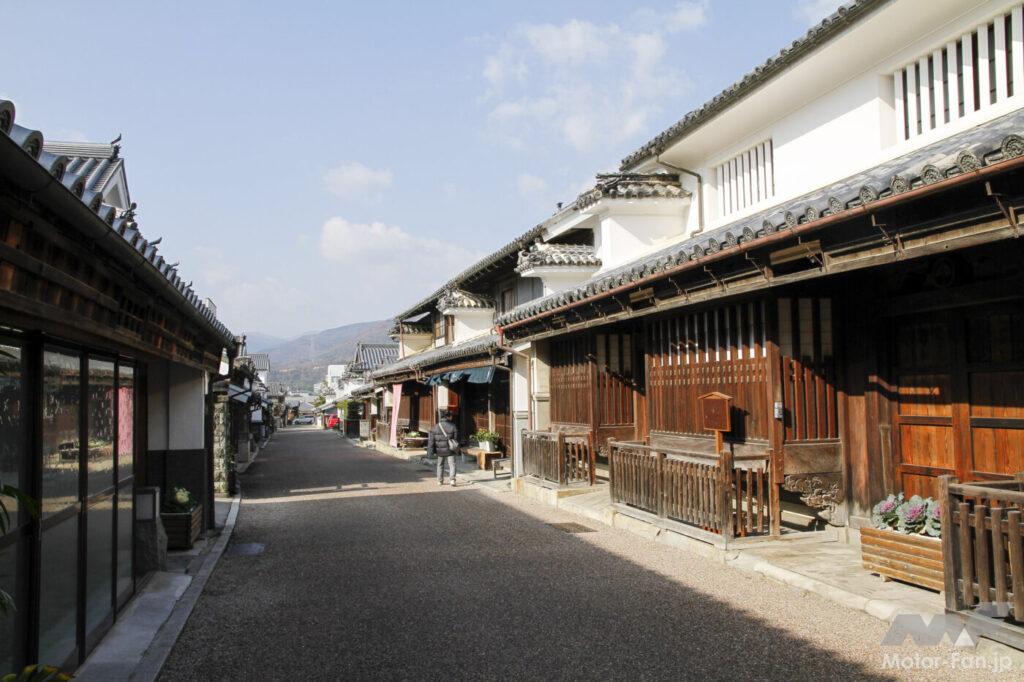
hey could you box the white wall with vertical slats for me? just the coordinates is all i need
[713,140,774,220]
[894,4,1024,142]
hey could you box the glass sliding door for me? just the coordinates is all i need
[85,359,115,643]
[39,350,81,669]
[115,364,134,607]
[0,340,25,671]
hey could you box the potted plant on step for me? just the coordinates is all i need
[860,493,943,591]
[161,486,202,550]
[474,429,501,453]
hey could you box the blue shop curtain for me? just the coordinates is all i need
[424,366,495,385]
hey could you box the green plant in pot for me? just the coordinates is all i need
[474,429,501,453]
[161,486,202,550]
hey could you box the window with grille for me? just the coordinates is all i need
[894,5,1023,142]
[713,140,774,219]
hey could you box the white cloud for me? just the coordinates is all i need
[481,13,694,153]
[318,217,481,302]
[516,172,546,196]
[319,216,479,280]
[322,161,393,198]
[630,1,709,34]
[793,0,841,26]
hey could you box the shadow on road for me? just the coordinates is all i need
[160,428,902,681]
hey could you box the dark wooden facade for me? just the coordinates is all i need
[507,154,1024,531]
[0,124,234,672]
[549,325,644,447]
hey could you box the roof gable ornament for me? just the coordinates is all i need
[515,240,602,274]
[574,172,687,211]
[437,288,494,312]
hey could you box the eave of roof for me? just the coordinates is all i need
[620,0,890,170]
[371,334,498,380]
[393,226,545,321]
[501,109,1024,328]
[0,99,233,345]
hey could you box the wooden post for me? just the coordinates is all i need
[588,431,596,486]
[938,475,962,610]
[1008,509,1024,621]
[608,438,616,502]
[765,298,784,537]
[656,450,666,518]
[720,448,735,542]
[556,431,566,485]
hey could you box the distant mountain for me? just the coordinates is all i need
[253,319,393,391]
[243,331,289,352]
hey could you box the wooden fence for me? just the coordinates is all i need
[375,419,389,443]
[939,475,1024,648]
[521,430,595,486]
[609,440,771,544]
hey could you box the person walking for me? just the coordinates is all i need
[427,410,459,486]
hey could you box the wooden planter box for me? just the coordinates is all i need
[162,505,203,550]
[860,527,943,591]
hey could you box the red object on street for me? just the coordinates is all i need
[326,415,340,430]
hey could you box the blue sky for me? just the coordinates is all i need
[2,0,839,338]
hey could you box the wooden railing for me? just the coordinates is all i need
[609,440,771,544]
[940,475,1024,644]
[521,430,595,486]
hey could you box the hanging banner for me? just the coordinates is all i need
[389,383,402,447]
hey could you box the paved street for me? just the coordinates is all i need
[159,429,992,681]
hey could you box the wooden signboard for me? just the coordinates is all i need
[698,391,733,454]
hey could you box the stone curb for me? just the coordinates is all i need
[128,492,243,682]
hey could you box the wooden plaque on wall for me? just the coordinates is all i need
[698,391,732,434]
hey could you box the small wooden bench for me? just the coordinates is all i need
[492,456,513,479]
[464,446,503,471]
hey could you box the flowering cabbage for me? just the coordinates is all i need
[871,493,941,537]
[871,493,903,530]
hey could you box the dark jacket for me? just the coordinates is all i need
[427,420,459,457]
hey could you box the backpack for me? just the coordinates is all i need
[439,422,459,455]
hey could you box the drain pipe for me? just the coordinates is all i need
[656,154,704,234]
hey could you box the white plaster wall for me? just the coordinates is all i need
[525,267,599,296]
[650,0,1022,233]
[597,205,686,273]
[169,364,206,450]
[399,335,432,358]
[451,309,494,343]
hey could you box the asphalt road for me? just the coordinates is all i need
[159,428,1001,681]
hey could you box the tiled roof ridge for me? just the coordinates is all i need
[500,111,1024,327]
[620,0,889,169]
[388,320,433,338]
[575,171,687,211]
[437,287,495,311]
[0,98,233,342]
[371,333,498,379]
[515,240,601,273]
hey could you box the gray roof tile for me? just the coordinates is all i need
[0,98,234,342]
[500,109,1024,326]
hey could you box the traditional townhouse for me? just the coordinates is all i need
[371,230,547,451]
[0,100,236,670]
[495,0,1024,548]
